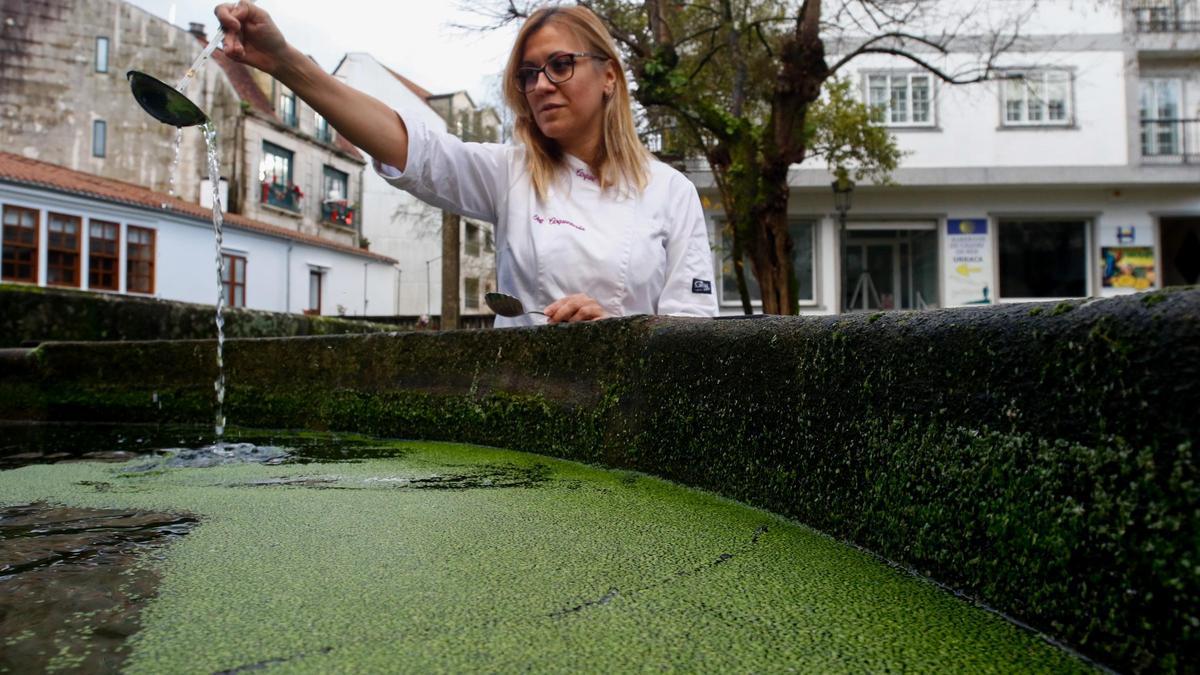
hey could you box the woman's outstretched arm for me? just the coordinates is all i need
[214,1,409,170]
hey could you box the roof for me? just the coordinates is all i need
[0,152,397,265]
[381,63,434,101]
[199,36,364,161]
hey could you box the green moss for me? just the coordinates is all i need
[1141,292,1167,308]
[1028,307,1043,317]
[2,291,1197,672]
[1050,302,1075,316]
[0,438,1090,673]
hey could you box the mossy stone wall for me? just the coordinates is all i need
[0,284,397,346]
[1,287,1197,671]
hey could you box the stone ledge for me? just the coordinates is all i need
[1,287,1196,672]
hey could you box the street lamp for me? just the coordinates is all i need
[831,176,854,312]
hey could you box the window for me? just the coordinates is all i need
[95,37,109,73]
[89,219,119,290]
[47,213,81,287]
[1133,0,1192,31]
[1140,78,1182,157]
[315,112,332,143]
[866,73,934,126]
[323,166,347,202]
[464,222,481,257]
[484,229,495,253]
[92,120,107,157]
[259,142,298,210]
[126,226,155,294]
[321,166,351,225]
[307,269,322,314]
[222,253,246,307]
[718,220,816,307]
[1002,71,1072,126]
[999,220,1088,298]
[2,205,39,283]
[464,277,480,310]
[279,91,297,127]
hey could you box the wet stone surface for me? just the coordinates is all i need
[0,422,406,471]
[0,503,196,674]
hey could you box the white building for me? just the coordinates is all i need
[0,152,396,316]
[333,53,501,318]
[694,0,1200,315]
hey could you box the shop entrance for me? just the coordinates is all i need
[1161,217,1200,287]
[843,226,939,311]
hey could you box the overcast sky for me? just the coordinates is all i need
[126,0,519,105]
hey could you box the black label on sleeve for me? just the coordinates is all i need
[692,279,713,294]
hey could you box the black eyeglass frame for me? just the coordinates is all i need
[516,52,609,93]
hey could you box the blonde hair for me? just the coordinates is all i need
[503,5,652,201]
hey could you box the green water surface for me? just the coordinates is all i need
[0,435,1093,673]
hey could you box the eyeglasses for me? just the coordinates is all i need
[516,52,608,93]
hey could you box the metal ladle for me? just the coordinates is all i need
[484,292,547,318]
[128,1,253,127]
[127,71,209,127]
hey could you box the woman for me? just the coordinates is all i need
[216,3,718,326]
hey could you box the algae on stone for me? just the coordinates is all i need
[0,436,1092,673]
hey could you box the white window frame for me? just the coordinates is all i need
[864,72,936,128]
[713,218,819,309]
[1139,77,1184,157]
[1000,70,1074,127]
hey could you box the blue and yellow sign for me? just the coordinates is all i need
[948,219,988,235]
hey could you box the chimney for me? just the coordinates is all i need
[188,22,206,38]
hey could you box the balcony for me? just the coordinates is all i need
[1134,7,1200,32]
[261,182,301,212]
[321,200,356,228]
[1140,118,1200,163]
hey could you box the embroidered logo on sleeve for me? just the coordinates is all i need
[692,279,713,294]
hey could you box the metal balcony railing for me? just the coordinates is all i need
[1140,118,1200,163]
[1133,6,1200,32]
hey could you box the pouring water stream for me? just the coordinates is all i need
[128,9,247,438]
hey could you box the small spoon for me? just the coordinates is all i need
[484,292,547,318]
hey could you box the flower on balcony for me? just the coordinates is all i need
[323,199,357,227]
[260,181,303,211]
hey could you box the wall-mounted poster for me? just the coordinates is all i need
[1101,246,1156,290]
[946,219,992,306]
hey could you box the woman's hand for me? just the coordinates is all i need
[214,2,293,76]
[544,294,609,323]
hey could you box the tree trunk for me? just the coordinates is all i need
[441,211,460,330]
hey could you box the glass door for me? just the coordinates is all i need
[844,228,939,312]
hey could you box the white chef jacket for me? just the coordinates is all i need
[375,115,719,327]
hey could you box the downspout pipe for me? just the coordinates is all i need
[285,243,293,312]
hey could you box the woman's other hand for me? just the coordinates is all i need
[214,2,291,75]
[544,294,608,323]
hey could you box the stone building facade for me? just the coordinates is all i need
[0,0,368,249]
